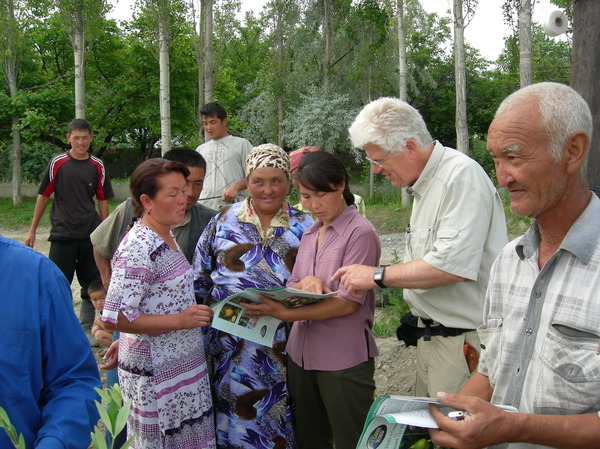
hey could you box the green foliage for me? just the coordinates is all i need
[373,250,410,338]
[0,0,573,176]
[91,385,133,449]
[497,25,571,85]
[469,137,495,179]
[0,406,25,449]
[0,143,60,182]
[282,89,358,155]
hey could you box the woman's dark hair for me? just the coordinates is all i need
[129,158,190,218]
[295,151,354,206]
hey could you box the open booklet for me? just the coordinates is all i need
[356,395,518,449]
[210,287,338,347]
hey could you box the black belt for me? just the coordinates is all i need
[420,318,473,341]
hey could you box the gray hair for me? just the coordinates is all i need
[348,97,433,154]
[496,82,592,171]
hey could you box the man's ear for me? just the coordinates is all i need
[564,131,589,175]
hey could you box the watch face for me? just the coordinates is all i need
[374,267,385,284]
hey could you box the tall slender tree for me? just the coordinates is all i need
[323,0,332,94]
[397,0,410,208]
[157,0,171,154]
[453,0,468,153]
[0,0,22,203]
[57,0,105,118]
[518,0,532,86]
[203,0,213,104]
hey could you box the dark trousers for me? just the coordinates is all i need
[48,238,99,329]
[287,357,376,449]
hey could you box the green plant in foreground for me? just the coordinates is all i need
[0,407,25,449]
[91,385,133,449]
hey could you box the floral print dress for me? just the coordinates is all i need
[193,199,313,449]
[103,222,216,449]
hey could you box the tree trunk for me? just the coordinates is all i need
[276,0,284,146]
[397,0,410,208]
[11,116,22,205]
[193,0,205,141]
[397,0,407,102]
[204,0,213,104]
[453,0,469,154]
[3,0,22,204]
[323,0,332,94]
[158,9,171,154]
[73,11,85,118]
[518,0,532,87]
[572,0,600,196]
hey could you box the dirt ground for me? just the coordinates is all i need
[1,225,417,397]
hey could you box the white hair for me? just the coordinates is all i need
[348,97,433,153]
[496,82,592,168]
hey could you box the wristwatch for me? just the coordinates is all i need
[373,266,387,288]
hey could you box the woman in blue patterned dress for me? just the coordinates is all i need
[193,144,313,449]
[102,159,216,449]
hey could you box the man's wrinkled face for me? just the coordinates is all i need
[487,101,568,219]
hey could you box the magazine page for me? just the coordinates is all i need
[209,287,338,347]
[356,396,518,449]
[211,295,280,347]
[233,286,339,308]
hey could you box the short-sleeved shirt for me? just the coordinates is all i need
[39,151,114,239]
[286,206,381,371]
[196,135,252,210]
[478,193,600,449]
[404,142,507,329]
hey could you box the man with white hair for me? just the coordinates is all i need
[332,97,507,397]
[429,82,600,449]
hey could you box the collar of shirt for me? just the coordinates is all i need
[237,197,291,242]
[303,205,356,238]
[516,192,600,264]
[406,140,444,198]
[173,209,192,230]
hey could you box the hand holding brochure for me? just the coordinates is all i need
[210,287,338,347]
[356,395,518,449]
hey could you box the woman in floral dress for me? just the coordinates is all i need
[102,159,216,449]
[193,144,313,449]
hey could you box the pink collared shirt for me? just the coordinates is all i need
[286,206,381,371]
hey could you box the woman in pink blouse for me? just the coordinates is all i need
[244,151,381,449]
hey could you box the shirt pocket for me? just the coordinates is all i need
[535,323,600,413]
[477,316,503,386]
[0,328,33,397]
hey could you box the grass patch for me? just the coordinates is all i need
[0,198,123,229]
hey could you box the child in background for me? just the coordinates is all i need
[88,280,113,348]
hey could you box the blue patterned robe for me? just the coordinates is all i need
[194,199,313,449]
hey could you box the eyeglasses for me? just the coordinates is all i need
[365,152,391,169]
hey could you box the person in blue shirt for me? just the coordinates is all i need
[0,235,101,449]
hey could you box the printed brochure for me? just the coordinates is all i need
[210,287,338,347]
[356,395,518,449]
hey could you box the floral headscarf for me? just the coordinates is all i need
[245,144,290,178]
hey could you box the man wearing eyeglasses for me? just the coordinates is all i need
[332,97,507,398]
